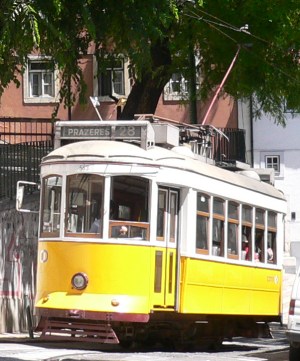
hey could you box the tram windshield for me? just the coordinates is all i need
[40,176,62,237]
[66,174,104,236]
[40,173,150,240]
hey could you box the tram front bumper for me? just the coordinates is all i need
[35,292,150,322]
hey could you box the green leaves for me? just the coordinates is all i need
[0,0,300,123]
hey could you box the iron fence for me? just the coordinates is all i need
[0,118,54,200]
[215,128,246,163]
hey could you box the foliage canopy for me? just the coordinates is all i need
[1,0,300,124]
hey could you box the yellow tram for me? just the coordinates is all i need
[17,119,286,348]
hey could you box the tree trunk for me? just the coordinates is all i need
[120,38,172,120]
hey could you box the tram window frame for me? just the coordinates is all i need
[227,201,239,260]
[169,191,178,243]
[65,174,104,237]
[157,189,167,241]
[255,208,265,262]
[40,175,62,238]
[241,205,253,261]
[267,211,277,264]
[196,193,209,255]
[212,197,225,257]
[110,175,150,241]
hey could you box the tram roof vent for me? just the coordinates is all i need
[247,168,275,185]
[236,170,261,181]
[151,123,179,148]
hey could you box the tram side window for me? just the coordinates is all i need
[196,193,209,253]
[267,211,277,264]
[66,174,104,236]
[41,176,62,237]
[157,189,167,240]
[242,205,253,261]
[212,197,225,257]
[110,176,149,240]
[255,208,265,262]
[227,201,239,258]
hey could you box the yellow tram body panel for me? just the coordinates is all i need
[35,241,282,318]
[180,257,282,316]
[35,241,155,314]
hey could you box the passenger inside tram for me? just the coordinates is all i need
[242,235,249,260]
[255,234,263,262]
[267,243,274,262]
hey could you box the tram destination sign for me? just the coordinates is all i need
[60,124,142,140]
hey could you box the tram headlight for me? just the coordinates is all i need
[71,272,88,290]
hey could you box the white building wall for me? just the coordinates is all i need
[249,110,300,260]
[238,101,298,321]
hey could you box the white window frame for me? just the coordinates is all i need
[265,155,280,175]
[23,55,59,104]
[163,73,190,101]
[260,151,284,179]
[163,54,200,101]
[94,56,130,102]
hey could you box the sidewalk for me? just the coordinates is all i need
[0,333,33,343]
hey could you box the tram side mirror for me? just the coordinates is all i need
[16,181,40,213]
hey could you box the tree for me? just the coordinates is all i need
[1,0,300,124]
[0,0,40,92]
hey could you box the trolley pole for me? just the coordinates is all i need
[202,46,240,125]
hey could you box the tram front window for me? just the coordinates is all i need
[66,174,104,236]
[41,176,62,237]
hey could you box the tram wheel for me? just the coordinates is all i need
[119,339,134,349]
[289,344,300,361]
[208,337,223,351]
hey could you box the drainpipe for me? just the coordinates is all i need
[68,75,72,120]
[249,95,254,166]
[188,46,197,124]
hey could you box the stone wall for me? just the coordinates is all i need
[0,195,39,333]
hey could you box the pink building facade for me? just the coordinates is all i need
[0,53,238,128]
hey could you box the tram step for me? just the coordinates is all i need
[40,319,119,344]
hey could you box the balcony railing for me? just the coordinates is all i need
[214,128,246,163]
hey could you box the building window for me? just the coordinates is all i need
[265,155,280,175]
[98,58,125,97]
[23,56,58,103]
[29,61,54,97]
[164,73,190,101]
[163,53,200,101]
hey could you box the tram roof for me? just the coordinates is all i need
[42,140,285,202]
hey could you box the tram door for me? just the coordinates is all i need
[153,187,179,309]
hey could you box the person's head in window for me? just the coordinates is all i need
[119,225,128,237]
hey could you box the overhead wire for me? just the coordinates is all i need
[184,7,300,86]
[193,8,269,45]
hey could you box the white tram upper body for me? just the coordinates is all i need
[20,119,286,346]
